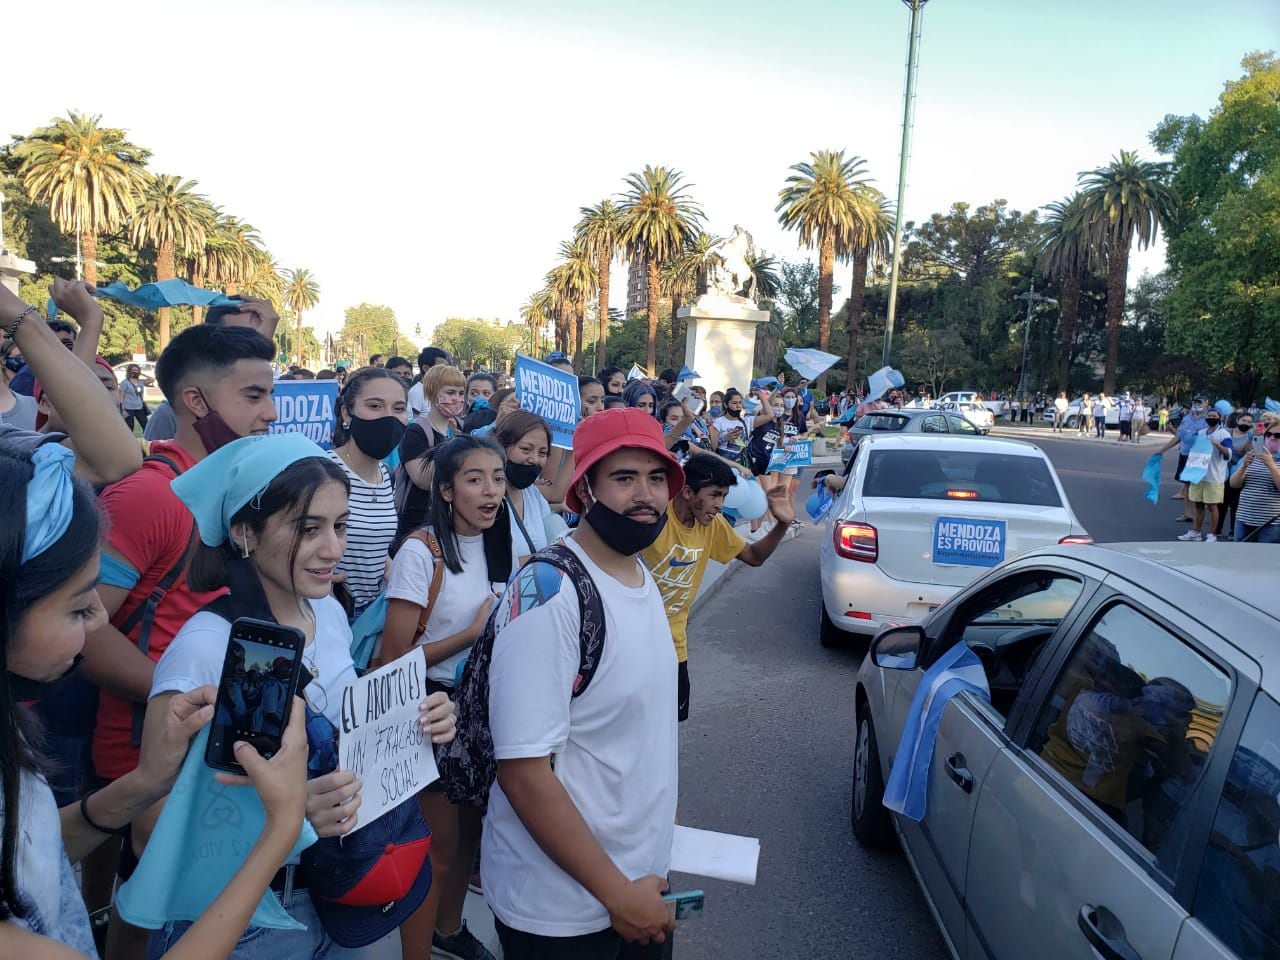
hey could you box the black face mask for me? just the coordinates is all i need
[505,460,542,490]
[4,356,24,374]
[9,655,83,704]
[193,388,241,454]
[347,414,407,460]
[584,493,668,555]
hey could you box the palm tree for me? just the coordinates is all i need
[15,111,147,285]
[283,268,320,365]
[183,199,221,323]
[662,230,717,367]
[129,174,209,348]
[747,251,785,375]
[1078,151,1178,394]
[204,215,265,294]
[520,290,553,356]
[618,166,705,372]
[776,150,872,391]
[1039,193,1094,393]
[745,250,783,303]
[546,239,595,370]
[841,189,894,386]
[576,200,624,369]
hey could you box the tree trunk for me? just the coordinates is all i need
[573,303,584,373]
[816,229,835,394]
[1102,240,1129,395]
[596,248,611,371]
[157,241,176,349]
[1055,273,1081,393]
[297,310,305,366]
[669,292,684,370]
[646,256,661,374]
[81,231,99,286]
[845,249,868,388]
[191,262,206,324]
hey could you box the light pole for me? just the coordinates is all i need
[882,0,929,367]
[1015,282,1058,398]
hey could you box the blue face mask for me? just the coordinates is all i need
[709,405,723,418]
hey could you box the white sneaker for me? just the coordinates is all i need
[1204,534,1218,543]
[1177,530,1203,542]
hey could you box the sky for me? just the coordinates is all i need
[5,0,1276,350]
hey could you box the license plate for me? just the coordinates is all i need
[933,517,1007,567]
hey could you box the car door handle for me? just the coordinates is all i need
[944,753,973,792]
[1077,904,1141,960]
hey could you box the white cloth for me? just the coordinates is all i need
[482,537,678,937]
[1054,397,1069,414]
[150,596,357,731]
[407,382,431,420]
[1204,426,1233,484]
[508,485,551,557]
[385,533,503,684]
[324,449,398,610]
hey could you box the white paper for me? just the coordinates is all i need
[338,648,438,832]
[669,825,760,885]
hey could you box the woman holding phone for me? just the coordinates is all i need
[381,435,512,960]
[145,433,456,959]
[1229,411,1280,543]
[0,438,312,959]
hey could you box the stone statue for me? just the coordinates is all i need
[703,225,757,305]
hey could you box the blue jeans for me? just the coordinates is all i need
[146,889,364,960]
[1234,520,1280,544]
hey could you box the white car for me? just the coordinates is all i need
[112,360,165,403]
[937,400,994,433]
[817,434,1090,645]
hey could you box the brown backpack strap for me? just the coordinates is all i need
[406,530,445,643]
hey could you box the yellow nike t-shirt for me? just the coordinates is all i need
[642,502,746,662]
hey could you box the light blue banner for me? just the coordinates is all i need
[806,482,834,523]
[767,438,813,472]
[933,516,1006,567]
[269,380,339,450]
[47,279,238,319]
[514,354,579,448]
[1178,432,1213,484]
[1142,452,1162,505]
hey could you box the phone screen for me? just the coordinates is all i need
[204,618,305,774]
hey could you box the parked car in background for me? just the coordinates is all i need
[851,542,1278,960]
[818,435,1088,645]
[112,360,164,404]
[937,400,994,433]
[1039,396,1121,430]
[840,408,983,463]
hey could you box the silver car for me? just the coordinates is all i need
[852,542,1279,960]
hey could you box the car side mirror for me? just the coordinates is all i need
[870,624,926,671]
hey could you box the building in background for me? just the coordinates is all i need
[625,256,648,316]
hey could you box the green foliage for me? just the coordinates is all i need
[1155,51,1280,402]
[433,317,524,370]
[340,303,406,361]
[898,323,973,396]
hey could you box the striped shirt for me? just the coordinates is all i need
[1236,455,1280,526]
[325,449,398,610]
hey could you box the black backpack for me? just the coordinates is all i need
[438,543,606,808]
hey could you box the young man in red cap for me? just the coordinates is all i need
[482,406,682,958]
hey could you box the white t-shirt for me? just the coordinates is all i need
[482,537,678,937]
[1092,400,1105,417]
[150,596,357,731]
[508,485,551,558]
[711,414,752,459]
[1054,397,1069,414]
[407,382,431,420]
[325,449,398,610]
[1204,426,1234,485]
[385,533,503,685]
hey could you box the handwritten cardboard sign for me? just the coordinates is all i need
[338,648,438,832]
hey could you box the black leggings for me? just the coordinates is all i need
[124,407,149,431]
[496,919,673,960]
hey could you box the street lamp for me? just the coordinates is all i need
[1015,282,1058,398]
[882,0,929,368]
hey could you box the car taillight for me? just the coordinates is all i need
[1059,534,1093,545]
[834,521,878,562]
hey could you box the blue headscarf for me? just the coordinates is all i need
[171,433,329,547]
[22,444,76,563]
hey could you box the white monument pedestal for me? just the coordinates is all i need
[678,296,768,396]
[0,250,35,298]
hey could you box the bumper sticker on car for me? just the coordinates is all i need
[932,517,1006,567]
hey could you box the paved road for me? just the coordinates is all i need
[671,432,1189,958]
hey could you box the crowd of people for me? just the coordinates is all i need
[0,282,813,960]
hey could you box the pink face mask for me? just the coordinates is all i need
[1266,437,1280,455]
[436,395,466,419]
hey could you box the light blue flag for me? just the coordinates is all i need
[883,642,990,822]
[1178,433,1213,483]
[805,483,834,523]
[1266,397,1280,413]
[349,592,389,669]
[47,279,238,318]
[783,347,841,382]
[115,727,317,931]
[1142,453,1163,505]
[676,365,700,382]
[866,365,906,402]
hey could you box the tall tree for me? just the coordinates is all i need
[520,290,553,356]
[662,230,717,368]
[283,268,320,365]
[15,111,147,285]
[340,303,402,362]
[546,238,595,370]
[129,174,209,348]
[841,189,893,386]
[618,165,704,372]
[776,150,870,391]
[1078,150,1178,394]
[1039,193,1094,393]
[576,200,624,369]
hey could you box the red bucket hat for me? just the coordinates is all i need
[566,407,685,513]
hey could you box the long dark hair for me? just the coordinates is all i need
[598,366,623,395]
[721,388,744,419]
[492,410,551,452]
[189,457,350,596]
[425,435,511,581]
[0,443,101,920]
[331,366,406,447]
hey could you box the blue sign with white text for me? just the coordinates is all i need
[933,516,1007,567]
[514,354,580,448]
[269,380,339,450]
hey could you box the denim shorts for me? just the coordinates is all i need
[145,888,365,960]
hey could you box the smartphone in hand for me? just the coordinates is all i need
[663,889,705,920]
[205,617,306,775]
